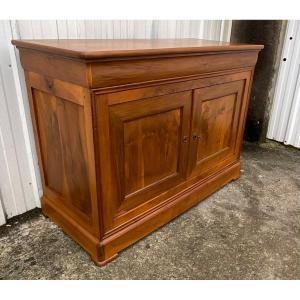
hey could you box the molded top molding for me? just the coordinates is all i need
[12,39,264,60]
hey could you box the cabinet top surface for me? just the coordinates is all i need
[12,39,263,60]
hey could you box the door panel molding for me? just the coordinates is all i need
[96,90,192,230]
[188,80,246,178]
[94,71,252,233]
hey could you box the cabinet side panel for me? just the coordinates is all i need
[33,89,92,217]
[19,49,89,87]
[23,69,100,240]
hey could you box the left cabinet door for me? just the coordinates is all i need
[95,91,192,230]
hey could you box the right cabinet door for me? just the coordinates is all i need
[188,79,247,178]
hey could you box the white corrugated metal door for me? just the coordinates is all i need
[267,20,300,148]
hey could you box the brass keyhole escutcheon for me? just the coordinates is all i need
[46,79,53,90]
[182,136,189,143]
[192,133,201,141]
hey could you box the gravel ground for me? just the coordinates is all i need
[0,141,299,279]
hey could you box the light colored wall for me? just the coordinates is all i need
[0,21,41,226]
[267,20,300,148]
[14,20,232,40]
[0,20,232,225]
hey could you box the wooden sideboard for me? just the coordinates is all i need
[12,39,263,266]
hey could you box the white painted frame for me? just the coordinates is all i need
[267,20,300,148]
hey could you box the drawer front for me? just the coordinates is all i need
[95,91,192,231]
[90,51,258,88]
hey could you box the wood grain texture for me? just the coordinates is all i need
[28,71,87,106]
[101,161,241,260]
[12,39,263,60]
[197,94,235,159]
[90,51,259,88]
[123,109,181,195]
[14,39,262,266]
[25,70,100,237]
[33,89,92,218]
[188,80,245,178]
[106,91,191,217]
[17,46,259,89]
[19,49,89,87]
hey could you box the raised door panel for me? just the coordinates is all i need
[122,109,181,196]
[188,80,245,178]
[110,91,192,211]
[97,91,192,231]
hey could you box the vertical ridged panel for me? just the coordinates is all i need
[0,20,41,225]
[16,20,232,41]
[267,20,300,148]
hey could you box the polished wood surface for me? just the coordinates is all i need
[34,89,91,216]
[188,80,245,177]
[18,47,259,89]
[14,39,263,266]
[12,39,263,59]
[101,91,192,225]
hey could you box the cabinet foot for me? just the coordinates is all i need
[232,174,241,181]
[92,253,118,267]
[42,211,49,219]
[230,163,241,181]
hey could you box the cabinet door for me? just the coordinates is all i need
[106,91,191,223]
[188,80,245,178]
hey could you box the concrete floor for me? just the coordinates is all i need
[0,141,299,279]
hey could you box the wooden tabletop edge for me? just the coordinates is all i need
[11,39,264,60]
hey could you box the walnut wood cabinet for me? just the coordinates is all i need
[12,39,263,265]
